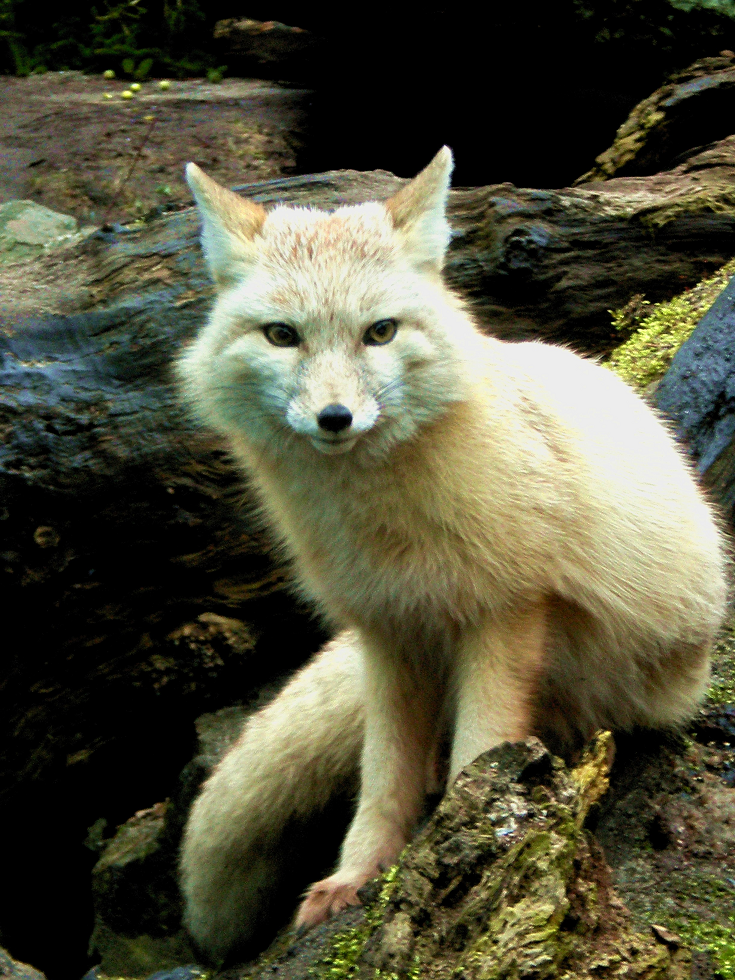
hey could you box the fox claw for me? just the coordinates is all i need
[295,877,362,930]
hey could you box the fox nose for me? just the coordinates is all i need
[317,403,353,433]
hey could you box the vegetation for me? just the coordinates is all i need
[606,257,735,393]
[0,0,232,77]
[3,0,735,78]
[710,609,735,706]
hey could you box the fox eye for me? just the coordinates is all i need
[263,323,300,348]
[363,319,398,346]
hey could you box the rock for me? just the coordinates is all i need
[90,801,196,979]
[89,704,253,979]
[83,965,206,980]
[142,969,205,980]
[594,729,735,980]
[654,272,735,521]
[0,948,46,980]
[576,54,735,183]
[0,200,81,263]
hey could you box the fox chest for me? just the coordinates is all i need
[261,471,541,626]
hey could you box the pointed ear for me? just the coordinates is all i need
[384,146,454,273]
[186,162,266,289]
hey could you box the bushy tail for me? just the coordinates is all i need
[180,631,365,963]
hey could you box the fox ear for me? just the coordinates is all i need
[186,163,266,289]
[384,146,454,273]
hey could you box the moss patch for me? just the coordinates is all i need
[314,864,402,980]
[317,924,371,980]
[628,871,735,980]
[708,608,735,707]
[606,257,735,393]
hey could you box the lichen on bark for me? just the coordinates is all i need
[315,734,689,980]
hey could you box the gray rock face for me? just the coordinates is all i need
[655,273,735,518]
[0,200,79,263]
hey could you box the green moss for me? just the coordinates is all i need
[373,864,400,921]
[640,191,735,231]
[670,917,735,979]
[317,923,371,980]
[624,863,735,980]
[313,864,402,980]
[708,610,735,706]
[606,257,735,393]
[662,876,735,979]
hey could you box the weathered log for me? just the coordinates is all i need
[223,736,690,980]
[575,54,735,183]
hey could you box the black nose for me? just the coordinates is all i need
[317,403,353,433]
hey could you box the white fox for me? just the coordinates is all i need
[177,148,727,963]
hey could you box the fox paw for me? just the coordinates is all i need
[295,876,362,930]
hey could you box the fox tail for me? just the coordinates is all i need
[179,632,365,963]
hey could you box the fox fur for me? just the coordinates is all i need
[177,147,728,963]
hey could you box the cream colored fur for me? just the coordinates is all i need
[177,148,728,963]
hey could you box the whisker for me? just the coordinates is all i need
[376,377,406,406]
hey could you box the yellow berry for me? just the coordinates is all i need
[103,69,115,79]
[121,90,133,99]
[130,82,141,92]
[158,80,170,90]
[103,92,113,99]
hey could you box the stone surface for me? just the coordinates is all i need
[90,800,195,980]
[595,727,735,980]
[0,200,79,263]
[88,704,253,980]
[655,272,735,520]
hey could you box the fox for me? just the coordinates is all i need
[176,147,728,964]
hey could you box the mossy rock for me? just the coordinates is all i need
[606,256,735,395]
[243,735,690,980]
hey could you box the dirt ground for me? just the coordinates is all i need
[0,71,311,225]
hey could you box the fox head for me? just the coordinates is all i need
[179,148,478,460]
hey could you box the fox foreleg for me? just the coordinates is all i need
[296,636,442,929]
[449,600,548,779]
